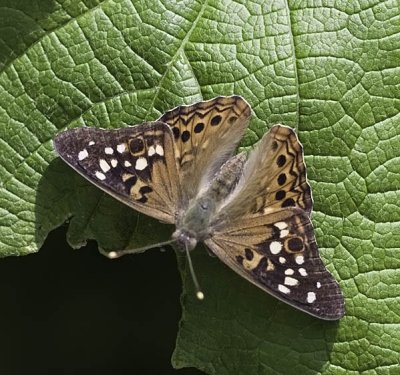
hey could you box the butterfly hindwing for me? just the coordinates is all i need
[53,122,180,223]
[221,125,312,219]
[206,208,344,320]
[158,96,251,205]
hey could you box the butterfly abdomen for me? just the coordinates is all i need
[205,152,246,204]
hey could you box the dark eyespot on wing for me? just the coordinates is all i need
[129,138,144,154]
[282,198,296,207]
[172,127,180,139]
[181,130,190,142]
[211,115,222,126]
[276,154,286,167]
[194,122,205,133]
[277,173,286,185]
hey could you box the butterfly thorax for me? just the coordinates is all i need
[172,196,216,251]
[173,153,247,252]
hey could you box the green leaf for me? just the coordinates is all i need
[1,0,399,374]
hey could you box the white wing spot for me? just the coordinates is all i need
[274,222,288,230]
[299,268,307,276]
[279,257,286,264]
[307,292,316,303]
[88,141,95,146]
[295,255,305,265]
[148,146,156,156]
[278,284,290,294]
[99,159,110,173]
[111,159,118,168]
[135,157,148,171]
[269,241,282,254]
[280,229,289,238]
[105,147,114,155]
[316,282,321,289]
[155,144,164,156]
[284,277,299,286]
[124,160,132,167]
[95,171,106,180]
[117,143,126,153]
[285,268,294,275]
[78,149,88,160]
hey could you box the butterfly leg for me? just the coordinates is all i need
[99,239,176,259]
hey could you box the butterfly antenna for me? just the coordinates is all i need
[184,242,204,300]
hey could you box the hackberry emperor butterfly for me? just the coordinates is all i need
[54,96,345,320]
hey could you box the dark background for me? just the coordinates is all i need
[0,226,203,374]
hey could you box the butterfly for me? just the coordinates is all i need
[53,96,345,320]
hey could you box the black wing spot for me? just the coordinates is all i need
[194,122,205,133]
[139,186,153,195]
[172,127,180,139]
[236,255,244,264]
[129,138,144,153]
[282,198,295,207]
[275,190,286,200]
[211,115,222,126]
[181,130,190,142]
[244,248,254,260]
[277,173,287,185]
[277,154,286,167]
[287,237,303,252]
[124,175,138,194]
[228,116,238,124]
[137,196,148,203]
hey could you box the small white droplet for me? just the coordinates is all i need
[148,146,156,156]
[95,171,106,180]
[108,251,118,259]
[124,160,132,167]
[299,268,307,276]
[307,291,316,303]
[155,144,164,156]
[285,268,294,275]
[284,276,299,286]
[278,284,290,294]
[99,159,110,173]
[135,157,148,171]
[316,282,321,289]
[279,257,286,264]
[117,143,126,153]
[274,222,288,230]
[269,241,282,254]
[296,255,304,265]
[105,147,114,154]
[88,141,95,146]
[110,159,118,168]
[280,229,289,238]
[78,149,88,160]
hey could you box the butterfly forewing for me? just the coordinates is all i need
[53,122,180,223]
[206,208,344,320]
[158,96,251,204]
